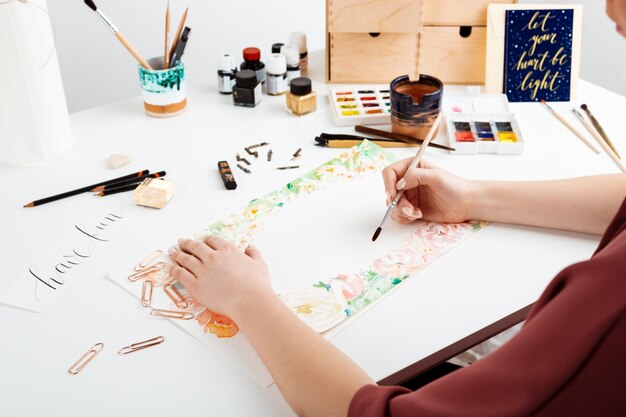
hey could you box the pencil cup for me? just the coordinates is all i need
[138,57,187,118]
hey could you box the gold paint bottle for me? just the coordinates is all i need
[286,77,316,116]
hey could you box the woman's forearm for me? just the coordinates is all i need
[470,174,626,235]
[233,291,373,417]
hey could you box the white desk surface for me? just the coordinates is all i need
[1,51,624,416]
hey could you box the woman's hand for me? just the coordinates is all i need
[168,236,273,320]
[382,158,475,224]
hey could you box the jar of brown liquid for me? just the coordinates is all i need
[390,75,443,139]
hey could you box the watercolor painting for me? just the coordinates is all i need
[280,220,487,333]
[108,141,488,386]
[113,141,487,335]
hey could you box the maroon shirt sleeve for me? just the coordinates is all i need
[349,198,626,417]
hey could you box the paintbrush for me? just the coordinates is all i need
[83,0,153,70]
[169,7,189,63]
[580,104,620,159]
[355,125,455,151]
[315,137,422,148]
[540,100,599,154]
[372,113,442,242]
[164,0,170,69]
[572,108,625,173]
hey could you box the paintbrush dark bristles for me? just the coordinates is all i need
[84,0,97,11]
[371,227,382,242]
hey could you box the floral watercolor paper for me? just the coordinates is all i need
[107,141,488,386]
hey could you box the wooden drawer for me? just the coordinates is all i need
[328,0,423,33]
[329,32,419,83]
[423,0,516,26]
[418,26,486,84]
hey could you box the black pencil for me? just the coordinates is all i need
[355,125,455,151]
[23,169,149,207]
[91,171,166,192]
[95,182,142,197]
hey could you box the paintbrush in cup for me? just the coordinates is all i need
[83,0,153,70]
[372,113,442,242]
[164,0,171,69]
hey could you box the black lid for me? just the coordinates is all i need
[290,77,312,95]
[271,43,284,54]
[236,70,257,88]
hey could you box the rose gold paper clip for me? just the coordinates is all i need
[118,336,165,355]
[134,250,163,271]
[163,284,188,309]
[150,309,194,320]
[141,280,153,308]
[68,343,104,375]
[128,262,165,282]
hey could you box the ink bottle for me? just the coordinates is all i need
[233,70,261,108]
[280,45,301,85]
[217,53,237,95]
[240,47,266,84]
[271,43,284,54]
[289,32,308,74]
[266,53,288,96]
[286,77,316,116]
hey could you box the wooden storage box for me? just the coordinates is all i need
[418,26,487,85]
[326,0,516,84]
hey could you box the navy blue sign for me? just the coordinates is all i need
[504,9,574,102]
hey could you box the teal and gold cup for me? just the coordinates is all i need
[138,57,187,117]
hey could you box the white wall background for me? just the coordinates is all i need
[46,0,625,113]
[47,0,327,113]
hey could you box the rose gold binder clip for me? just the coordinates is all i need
[118,336,165,355]
[134,250,163,271]
[141,280,153,308]
[163,284,189,309]
[128,262,165,282]
[150,309,194,320]
[67,343,104,375]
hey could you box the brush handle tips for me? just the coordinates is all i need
[84,0,153,70]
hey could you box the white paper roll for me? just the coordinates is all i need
[0,0,72,166]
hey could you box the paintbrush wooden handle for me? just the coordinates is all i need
[408,114,442,168]
[588,115,621,159]
[578,117,625,173]
[115,32,153,70]
[550,110,599,154]
[355,125,455,151]
[164,4,170,69]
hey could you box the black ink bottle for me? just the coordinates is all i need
[233,69,262,107]
[240,47,266,84]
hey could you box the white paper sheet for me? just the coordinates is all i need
[0,201,142,313]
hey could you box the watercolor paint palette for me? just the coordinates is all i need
[443,94,524,155]
[328,86,392,126]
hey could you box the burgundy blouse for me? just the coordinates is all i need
[349,198,626,417]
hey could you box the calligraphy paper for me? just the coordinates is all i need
[0,201,140,313]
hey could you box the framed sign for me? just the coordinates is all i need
[486,4,582,102]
